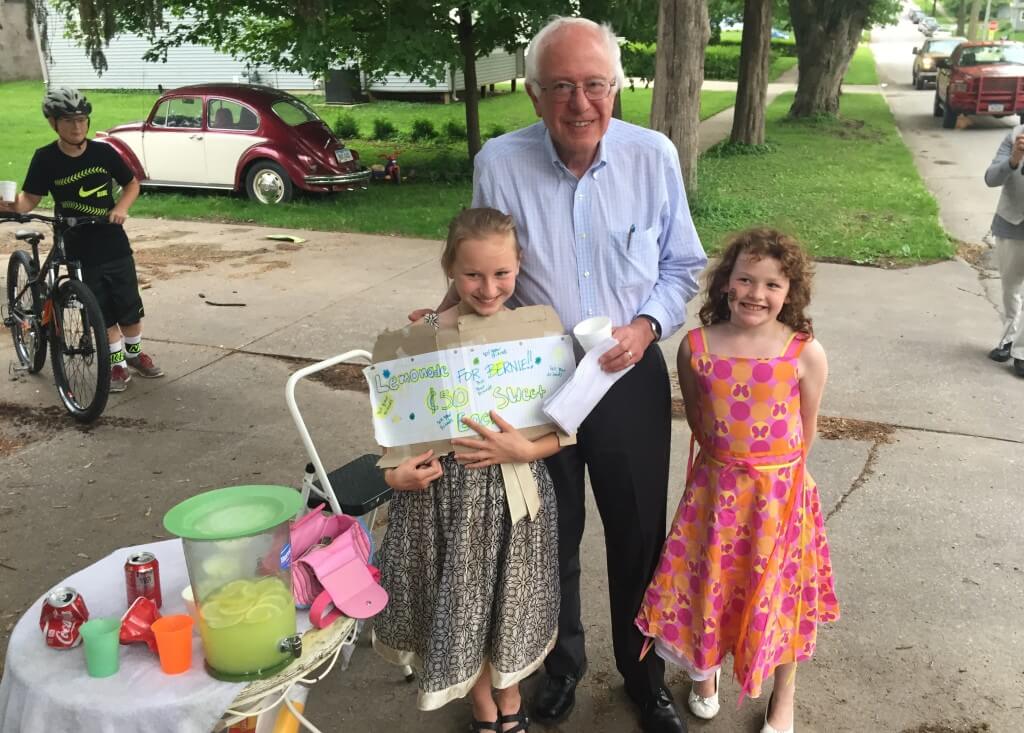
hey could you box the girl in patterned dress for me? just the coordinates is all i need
[635,228,840,733]
[372,208,561,733]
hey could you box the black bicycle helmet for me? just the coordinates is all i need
[42,87,92,119]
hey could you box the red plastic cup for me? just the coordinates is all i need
[150,614,194,674]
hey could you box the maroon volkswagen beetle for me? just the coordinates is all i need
[97,84,370,204]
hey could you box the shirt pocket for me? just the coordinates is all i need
[611,225,660,290]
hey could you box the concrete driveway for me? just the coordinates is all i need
[0,19,1021,732]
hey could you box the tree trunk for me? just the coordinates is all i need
[730,0,772,145]
[650,0,709,195]
[967,0,982,39]
[788,0,868,118]
[957,0,966,36]
[455,6,482,161]
[613,90,623,119]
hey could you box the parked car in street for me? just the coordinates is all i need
[913,36,967,89]
[934,41,1024,128]
[97,84,370,204]
[909,9,925,23]
[918,16,941,36]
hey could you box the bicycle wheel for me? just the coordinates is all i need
[6,250,48,373]
[49,279,110,423]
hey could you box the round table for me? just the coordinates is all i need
[0,538,354,733]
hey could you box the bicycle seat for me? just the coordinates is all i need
[15,229,44,242]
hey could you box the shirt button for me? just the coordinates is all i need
[584,271,590,277]
[588,309,593,315]
[581,233,587,239]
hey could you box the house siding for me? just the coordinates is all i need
[42,6,317,90]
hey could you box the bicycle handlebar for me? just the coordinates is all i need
[0,212,109,228]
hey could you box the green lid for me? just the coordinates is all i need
[163,485,303,541]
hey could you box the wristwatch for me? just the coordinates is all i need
[638,314,662,341]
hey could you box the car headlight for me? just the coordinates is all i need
[921,58,934,70]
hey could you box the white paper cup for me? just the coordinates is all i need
[0,181,16,203]
[181,586,200,631]
[573,315,613,352]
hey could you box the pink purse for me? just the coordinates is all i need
[290,505,388,627]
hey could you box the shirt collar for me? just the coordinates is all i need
[542,123,611,179]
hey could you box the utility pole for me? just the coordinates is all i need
[968,0,983,39]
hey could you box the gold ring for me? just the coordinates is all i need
[626,350,633,361]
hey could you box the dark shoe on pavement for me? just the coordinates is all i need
[110,364,131,392]
[640,687,687,733]
[1014,358,1024,377]
[531,674,578,725]
[127,352,165,378]
[988,342,1012,362]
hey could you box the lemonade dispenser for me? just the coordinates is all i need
[163,485,304,681]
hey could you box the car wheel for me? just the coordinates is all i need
[933,92,943,118]
[914,74,925,90]
[245,161,293,205]
[1019,112,1024,125]
[942,100,958,129]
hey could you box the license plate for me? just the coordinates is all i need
[335,148,354,164]
[989,103,1004,112]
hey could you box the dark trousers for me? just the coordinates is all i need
[543,343,671,705]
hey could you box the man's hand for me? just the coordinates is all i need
[598,318,657,373]
[384,449,443,491]
[108,206,129,226]
[1010,133,1024,168]
[408,284,461,321]
[408,308,434,322]
[453,411,537,468]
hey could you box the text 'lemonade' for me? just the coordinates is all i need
[198,576,296,674]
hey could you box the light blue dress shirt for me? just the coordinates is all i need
[472,118,707,339]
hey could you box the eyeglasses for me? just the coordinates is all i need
[538,79,617,102]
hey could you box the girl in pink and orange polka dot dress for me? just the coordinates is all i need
[635,228,839,733]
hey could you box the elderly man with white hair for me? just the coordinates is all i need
[470,15,708,733]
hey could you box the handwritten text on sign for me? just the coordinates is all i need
[363,336,575,447]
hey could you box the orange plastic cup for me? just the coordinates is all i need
[150,614,194,674]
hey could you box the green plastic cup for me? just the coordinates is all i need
[79,617,121,678]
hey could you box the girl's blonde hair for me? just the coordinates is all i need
[699,228,815,336]
[441,207,521,275]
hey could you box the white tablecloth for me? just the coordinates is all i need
[0,538,251,733]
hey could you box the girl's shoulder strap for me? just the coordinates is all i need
[687,327,708,355]
[782,330,812,359]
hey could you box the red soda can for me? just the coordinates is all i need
[125,551,162,609]
[39,586,90,649]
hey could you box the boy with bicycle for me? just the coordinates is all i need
[0,87,163,391]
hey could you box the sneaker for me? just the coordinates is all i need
[110,364,131,392]
[126,352,165,378]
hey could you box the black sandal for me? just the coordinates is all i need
[498,708,530,733]
[471,718,500,732]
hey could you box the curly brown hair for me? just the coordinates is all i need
[698,228,815,336]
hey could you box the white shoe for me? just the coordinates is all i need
[760,692,794,733]
[687,668,720,720]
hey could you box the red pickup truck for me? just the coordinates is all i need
[934,41,1024,128]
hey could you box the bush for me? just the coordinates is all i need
[372,118,398,140]
[418,149,474,183]
[333,113,360,139]
[485,124,507,140]
[410,118,438,142]
[621,42,656,84]
[704,45,743,81]
[443,120,467,141]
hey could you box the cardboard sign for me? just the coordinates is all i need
[365,305,577,524]
[364,335,574,447]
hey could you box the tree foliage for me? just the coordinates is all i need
[44,0,569,160]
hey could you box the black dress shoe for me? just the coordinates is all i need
[1015,358,1024,377]
[989,342,1012,362]
[531,673,578,724]
[640,687,688,733]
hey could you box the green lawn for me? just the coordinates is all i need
[0,81,734,239]
[694,92,952,263]
[843,45,879,85]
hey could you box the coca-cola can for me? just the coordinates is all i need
[125,551,162,609]
[39,586,90,649]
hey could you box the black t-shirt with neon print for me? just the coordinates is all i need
[23,139,134,266]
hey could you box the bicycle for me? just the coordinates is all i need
[2,212,111,422]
